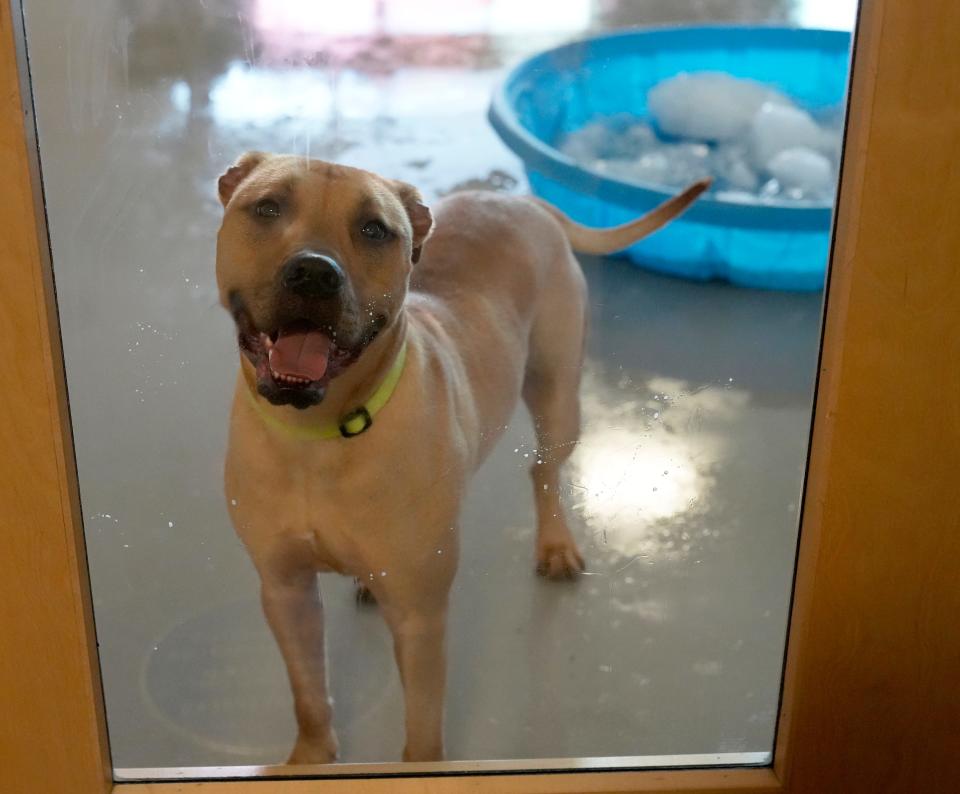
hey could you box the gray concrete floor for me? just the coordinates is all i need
[22,0,854,774]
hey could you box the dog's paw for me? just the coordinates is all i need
[536,535,585,580]
[287,729,339,765]
[354,579,377,606]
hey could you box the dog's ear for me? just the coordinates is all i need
[218,151,267,207]
[391,181,433,264]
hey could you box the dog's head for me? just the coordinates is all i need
[215,153,432,409]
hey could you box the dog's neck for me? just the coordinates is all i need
[242,315,408,434]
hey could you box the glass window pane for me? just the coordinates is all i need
[20,0,857,778]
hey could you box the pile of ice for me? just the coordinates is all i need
[558,72,844,204]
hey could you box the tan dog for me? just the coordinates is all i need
[215,153,707,764]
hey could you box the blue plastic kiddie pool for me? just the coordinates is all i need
[488,26,852,291]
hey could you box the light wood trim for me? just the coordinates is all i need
[0,2,111,793]
[117,768,780,794]
[770,0,881,782]
[775,0,960,791]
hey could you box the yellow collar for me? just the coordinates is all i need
[244,341,407,440]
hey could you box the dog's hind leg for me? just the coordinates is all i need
[354,578,377,605]
[522,259,588,579]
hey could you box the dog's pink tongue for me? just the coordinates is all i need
[269,331,331,381]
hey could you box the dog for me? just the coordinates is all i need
[215,152,707,764]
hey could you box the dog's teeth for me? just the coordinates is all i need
[269,369,311,386]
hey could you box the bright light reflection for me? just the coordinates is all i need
[574,424,699,524]
[570,369,748,562]
[486,0,590,33]
[253,0,377,36]
[254,0,591,37]
[209,63,334,125]
[795,0,858,30]
[207,62,496,126]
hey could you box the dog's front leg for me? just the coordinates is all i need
[260,570,339,765]
[383,604,449,762]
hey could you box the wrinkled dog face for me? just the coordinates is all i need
[216,153,432,409]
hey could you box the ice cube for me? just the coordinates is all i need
[560,119,657,163]
[603,122,658,160]
[759,178,783,200]
[648,72,793,142]
[716,190,760,205]
[711,144,759,191]
[629,143,711,187]
[620,123,658,155]
[668,142,712,184]
[617,151,672,185]
[748,102,825,167]
[766,147,835,197]
[559,122,615,162]
[587,158,616,174]
[672,141,711,161]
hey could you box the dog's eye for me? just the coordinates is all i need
[255,199,281,219]
[361,220,389,241]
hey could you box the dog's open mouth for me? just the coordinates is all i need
[237,317,355,409]
[265,323,333,385]
[230,290,389,410]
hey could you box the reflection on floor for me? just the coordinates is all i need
[22,0,851,770]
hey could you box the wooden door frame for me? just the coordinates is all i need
[3,0,957,791]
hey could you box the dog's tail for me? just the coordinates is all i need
[531,178,711,256]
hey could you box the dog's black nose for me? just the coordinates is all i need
[281,253,344,298]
